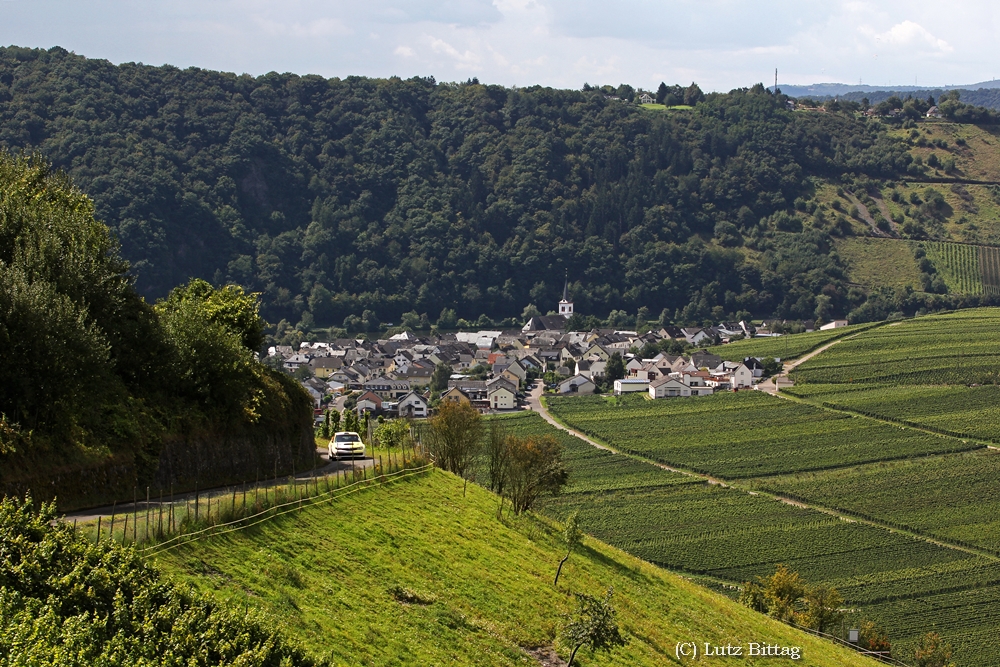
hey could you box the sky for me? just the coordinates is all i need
[1,1,997,92]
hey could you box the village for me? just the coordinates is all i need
[269,284,849,419]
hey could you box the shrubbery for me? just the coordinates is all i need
[0,496,319,666]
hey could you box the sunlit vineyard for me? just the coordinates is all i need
[785,383,1000,442]
[756,451,1000,554]
[515,409,1000,666]
[532,308,1000,666]
[487,412,691,494]
[924,241,983,294]
[979,245,1000,296]
[545,392,978,478]
[791,308,1000,385]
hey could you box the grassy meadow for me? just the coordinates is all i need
[153,468,883,667]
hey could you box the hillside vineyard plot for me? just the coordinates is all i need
[756,451,1000,554]
[785,383,1000,442]
[488,413,695,494]
[545,392,978,478]
[979,245,1000,295]
[504,410,1000,667]
[791,307,1000,385]
[924,241,983,295]
[713,322,878,362]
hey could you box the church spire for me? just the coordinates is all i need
[559,270,573,318]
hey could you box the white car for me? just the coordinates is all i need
[329,431,366,460]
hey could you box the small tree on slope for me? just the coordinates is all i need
[562,587,627,667]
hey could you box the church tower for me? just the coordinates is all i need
[558,272,574,318]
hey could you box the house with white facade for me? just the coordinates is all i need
[613,378,650,395]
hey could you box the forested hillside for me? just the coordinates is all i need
[0,152,313,509]
[0,45,929,329]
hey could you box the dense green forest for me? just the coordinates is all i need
[0,151,313,508]
[1,46,942,330]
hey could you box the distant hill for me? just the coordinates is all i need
[781,80,1000,98]
[781,81,1000,110]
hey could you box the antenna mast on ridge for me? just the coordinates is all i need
[775,68,778,94]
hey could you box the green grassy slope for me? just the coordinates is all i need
[835,237,924,291]
[154,470,882,667]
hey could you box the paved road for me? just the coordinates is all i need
[65,447,374,523]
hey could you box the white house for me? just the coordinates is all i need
[397,391,429,419]
[355,390,383,414]
[730,363,754,389]
[613,378,650,395]
[559,374,596,395]
[819,319,849,330]
[638,92,655,104]
[649,377,691,399]
[488,385,517,410]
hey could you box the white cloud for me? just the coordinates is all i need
[868,20,953,53]
[428,36,482,67]
[394,45,415,58]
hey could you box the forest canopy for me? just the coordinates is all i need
[0,46,920,328]
[0,151,309,491]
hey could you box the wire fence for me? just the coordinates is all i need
[77,445,432,557]
[794,625,911,667]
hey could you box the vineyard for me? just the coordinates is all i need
[714,322,880,362]
[523,405,1000,666]
[791,307,1000,385]
[785,383,1000,442]
[529,308,1000,666]
[545,392,979,478]
[923,241,983,294]
[755,451,1000,554]
[487,412,694,494]
[979,245,1000,296]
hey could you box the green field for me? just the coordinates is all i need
[545,392,978,478]
[716,322,879,362]
[835,237,924,290]
[497,413,1000,666]
[153,468,884,667]
[791,308,1000,385]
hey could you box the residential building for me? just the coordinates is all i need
[613,378,650,395]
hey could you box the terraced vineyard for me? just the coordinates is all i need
[785,383,1000,442]
[755,451,1000,554]
[501,412,1000,666]
[791,308,1000,385]
[924,241,983,294]
[545,392,978,478]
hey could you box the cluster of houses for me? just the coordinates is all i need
[267,287,845,418]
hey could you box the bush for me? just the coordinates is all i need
[0,496,318,666]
